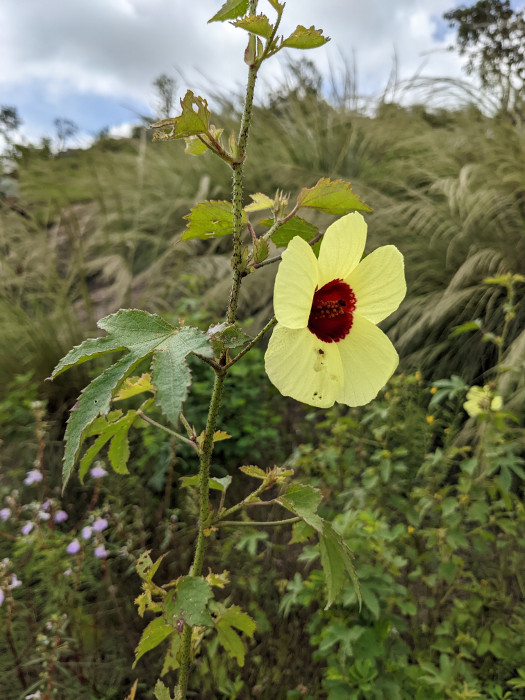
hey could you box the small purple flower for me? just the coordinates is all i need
[94,544,108,559]
[90,464,108,479]
[37,511,50,521]
[64,568,72,577]
[0,589,4,606]
[0,508,10,522]
[54,510,68,523]
[21,522,34,536]
[10,574,21,589]
[81,526,93,540]
[25,693,42,699]
[66,538,81,555]
[41,499,52,511]
[93,517,108,532]
[24,469,43,486]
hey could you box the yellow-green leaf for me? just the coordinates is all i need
[182,200,247,240]
[133,617,174,668]
[244,192,275,212]
[233,14,273,39]
[281,25,330,49]
[208,0,249,23]
[297,178,371,215]
[113,374,155,401]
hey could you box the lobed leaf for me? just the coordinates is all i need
[244,192,274,212]
[207,322,251,349]
[152,90,210,141]
[63,352,143,488]
[182,200,247,240]
[51,335,126,378]
[233,14,273,39]
[297,178,372,215]
[53,309,212,488]
[164,576,214,628]
[281,25,330,50]
[215,604,256,667]
[154,680,175,700]
[208,0,249,23]
[152,327,213,425]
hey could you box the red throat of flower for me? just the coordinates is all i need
[308,278,356,343]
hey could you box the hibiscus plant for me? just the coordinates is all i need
[50,2,405,698]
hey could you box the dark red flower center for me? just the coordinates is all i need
[308,278,356,343]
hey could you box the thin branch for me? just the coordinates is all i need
[219,517,300,527]
[136,410,199,453]
[222,317,277,371]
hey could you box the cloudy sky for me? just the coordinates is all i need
[1,0,523,147]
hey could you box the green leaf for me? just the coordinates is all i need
[52,309,211,488]
[297,178,371,215]
[360,585,380,619]
[239,465,267,479]
[152,327,213,425]
[182,200,248,241]
[164,576,213,628]
[449,319,483,337]
[184,135,208,155]
[161,633,182,676]
[50,336,126,378]
[113,373,155,401]
[279,483,323,531]
[208,0,249,23]
[207,322,251,350]
[63,353,143,487]
[136,551,166,582]
[78,425,115,482]
[290,520,316,544]
[180,474,232,492]
[152,90,210,141]
[108,410,138,474]
[319,521,361,610]
[233,14,273,39]
[215,604,256,667]
[281,25,330,49]
[133,616,174,668]
[154,679,175,700]
[260,216,319,248]
[244,192,274,212]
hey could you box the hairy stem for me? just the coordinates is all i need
[177,4,261,696]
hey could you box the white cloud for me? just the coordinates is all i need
[0,0,474,143]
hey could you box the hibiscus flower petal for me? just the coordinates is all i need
[346,245,406,323]
[274,236,317,328]
[336,315,399,406]
[265,325,343,408]
[317,212,367,288]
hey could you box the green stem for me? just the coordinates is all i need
[219,517,300,527]
[177,371,225,699]
[226,2,259,325]
[177,5,261,696]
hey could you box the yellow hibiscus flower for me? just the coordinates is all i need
[463,385,503,417]
[264,212,406,407]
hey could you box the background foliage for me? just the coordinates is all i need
[1,45,524,700]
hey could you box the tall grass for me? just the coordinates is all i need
[2,63,524,399]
